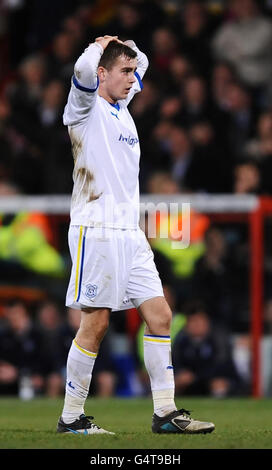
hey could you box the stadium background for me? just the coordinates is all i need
[1,0,272,402]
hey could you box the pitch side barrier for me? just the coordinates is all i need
[0,193,269,397]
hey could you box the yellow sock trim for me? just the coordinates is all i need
[144,337,171,344]
[73,339,97,358]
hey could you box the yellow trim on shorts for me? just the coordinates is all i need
[73,339,97,358]
[74,225,83,302]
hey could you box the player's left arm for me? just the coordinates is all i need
[121,40,149,106]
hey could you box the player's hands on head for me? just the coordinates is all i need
[95,35,124,50]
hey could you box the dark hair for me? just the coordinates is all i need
[98,41,137,70]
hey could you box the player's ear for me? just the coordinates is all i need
[97,66,107,82]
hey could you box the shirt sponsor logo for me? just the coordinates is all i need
[119,133,139,148]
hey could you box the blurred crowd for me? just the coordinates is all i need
[2,0,272,195]
[1,0,272,398]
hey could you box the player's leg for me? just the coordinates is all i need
[75,306,110,352]
[136,296,176,417]
[59,226,130,434]
[127,230,214,433]
[57,307,114,434]
[137,296,215,434]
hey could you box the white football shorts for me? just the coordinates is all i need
[65,225,164,311]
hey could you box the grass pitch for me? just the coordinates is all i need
[0,397,271,449]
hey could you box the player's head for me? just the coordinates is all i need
[98,41,137,102]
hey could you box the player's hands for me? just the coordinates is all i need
[95,35,124,50]
[123,39,136,49]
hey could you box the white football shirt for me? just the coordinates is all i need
[63,41,149,229]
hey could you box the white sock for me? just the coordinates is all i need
[61,339,97,424]
[143,334,177,417]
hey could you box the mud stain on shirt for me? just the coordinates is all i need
[70,129,83,163]
[76,167,102,202]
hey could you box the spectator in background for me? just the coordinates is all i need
[0,180,67,305]
[106,0,165,52]
[8,53,47,123]
[146,171,180,195]
[0,95,13,181]
[245,111,272,161]
[192,226,233,328]
[188,120,232,192]
[224,81,257,159]
[147,170,210,306]
[167,125,196,190]
[14,1,76,54]
[172,301,248,397]
[173,0,215,77]
[130,78,162,189]
[38,79,65,128]
[148,119,174,162]
[211,62,237,111]
[107,2,149,51]
[244,111,272,194]
[61,14,87,52]
[167,124,227,193]
[209,61,236,150]
[0,299,45,396]
[182,75,210,126]
[233,161,261,194]
[37,79,74,194]
[151,27,179,79]
[168,54,193,93]
[212,0,272,106]
[46,31,77,84]
[4,53,48,193]
[35,299,64,397]
[159,95,183,123]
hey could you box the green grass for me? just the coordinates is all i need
[0,397,271,449]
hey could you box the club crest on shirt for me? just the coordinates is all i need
[85,284,98,300]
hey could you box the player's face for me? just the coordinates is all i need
[104,55,137,101]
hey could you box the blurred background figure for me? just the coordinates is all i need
[151,27,179,77]
[212,0,272,107]
[192,225,233,329]
[171,0,216,77]
[0,299,45,397]
[0,181,66,297]
[233,161,261,194]
[224,81,257,160]
[172,301,249,397]
[35,299,64,397]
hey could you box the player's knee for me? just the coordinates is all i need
[79,309,110,340]
[159,306,172,331]
[148,305,172,335]
[88,315,109,341]
[97,315,110,336]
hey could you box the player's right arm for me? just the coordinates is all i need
[63,36,119,126]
